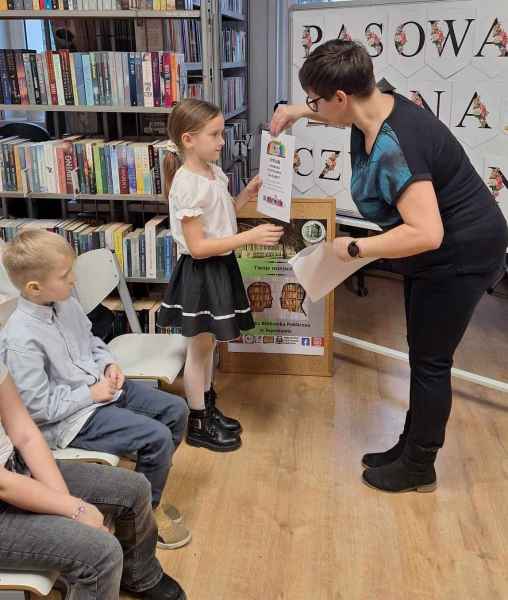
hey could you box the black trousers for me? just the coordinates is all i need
[403,265,503,448]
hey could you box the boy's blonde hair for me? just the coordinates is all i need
[2,229,75,289]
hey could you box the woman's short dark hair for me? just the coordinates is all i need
[299,39,376,99]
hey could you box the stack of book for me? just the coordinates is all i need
[221,25,246,64]
[0,49,187,108]
[0,216,176,281]
[4,0,195,10]
[0,135,175,196]
[223,75,245,115]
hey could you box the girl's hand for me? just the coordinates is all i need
[333,237,357,262]
[245,224,284,246]
[244,175,262,200]
[70,499,109,532]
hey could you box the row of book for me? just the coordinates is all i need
[221,25,246,64]
[134,18,202,64]
[0,135,175,196]
[223,75,246,116]
[3,0,195,10]
[0,216,176,280]
[0,49,187,108]
[220,0,242,15]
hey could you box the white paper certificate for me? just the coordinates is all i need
[257,130,296,223]
[289,242,376,302]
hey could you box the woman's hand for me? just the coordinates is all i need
[333,237,358,262]
[270,104,308,136]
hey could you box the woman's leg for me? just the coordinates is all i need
[363,268,499,492]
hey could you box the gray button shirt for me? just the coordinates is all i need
[0,296,116,449]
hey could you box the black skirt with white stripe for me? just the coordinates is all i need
[157,252,255,342]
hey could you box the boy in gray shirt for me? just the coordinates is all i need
[0,229,190,550]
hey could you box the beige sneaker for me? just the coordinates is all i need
[164,503,183,524]
[153,505,192,550]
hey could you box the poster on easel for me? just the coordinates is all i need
[220,198,335,377]
[289,0,508,225]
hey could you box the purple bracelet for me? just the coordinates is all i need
[71,504,86,520]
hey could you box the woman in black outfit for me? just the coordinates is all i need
[271,39,508,494]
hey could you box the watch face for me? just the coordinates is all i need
[348,242,359,257]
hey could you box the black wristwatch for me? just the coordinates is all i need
[347,240,361,258]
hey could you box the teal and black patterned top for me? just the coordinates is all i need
[349,93,507,274]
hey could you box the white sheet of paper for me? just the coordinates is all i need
[257,130,296,223]
[289,242,376,302]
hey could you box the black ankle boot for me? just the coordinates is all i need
[205,385,243,435]
[186,408,241,452]
[361,410,411,469]
[362,442,438,493]
[133,573,186,600]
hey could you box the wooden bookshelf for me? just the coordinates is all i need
[0,191,165,202]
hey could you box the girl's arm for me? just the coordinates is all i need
[0,373,69,494]
[182,216,283,260]
[334,181,444,261]
[0,373,107,529]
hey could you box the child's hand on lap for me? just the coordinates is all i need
[104,363,125,390]
[90,377,117,403]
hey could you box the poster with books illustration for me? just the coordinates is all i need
[228,217,327,356]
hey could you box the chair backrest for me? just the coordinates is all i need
[73,248,119,314]
[74,248,142,334]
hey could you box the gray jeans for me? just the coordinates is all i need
[0,461,164,600]
[70,379,189,505]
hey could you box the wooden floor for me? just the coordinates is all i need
[111,275,506,600]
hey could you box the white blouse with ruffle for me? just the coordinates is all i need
[169,163,237,257]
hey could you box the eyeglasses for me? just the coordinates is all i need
[305,95,324,113]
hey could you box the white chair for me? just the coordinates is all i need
[73,248,188,386]
[0,569,60,599]
[52,448,120,466]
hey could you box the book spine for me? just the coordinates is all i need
[126,145,136,194]
[82,54,94,106]
[89,52,100,105]
[69,53,79,106]
[52,53,65,106]
[151,51,160,107]
[128,52,137,107]
[15,51,28,105]
[0,51,11,105]
[30,53,42,105]
[22,53,36,105]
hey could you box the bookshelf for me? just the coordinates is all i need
[0,0,252,289]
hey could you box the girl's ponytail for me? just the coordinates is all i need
[163,145,182,199]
